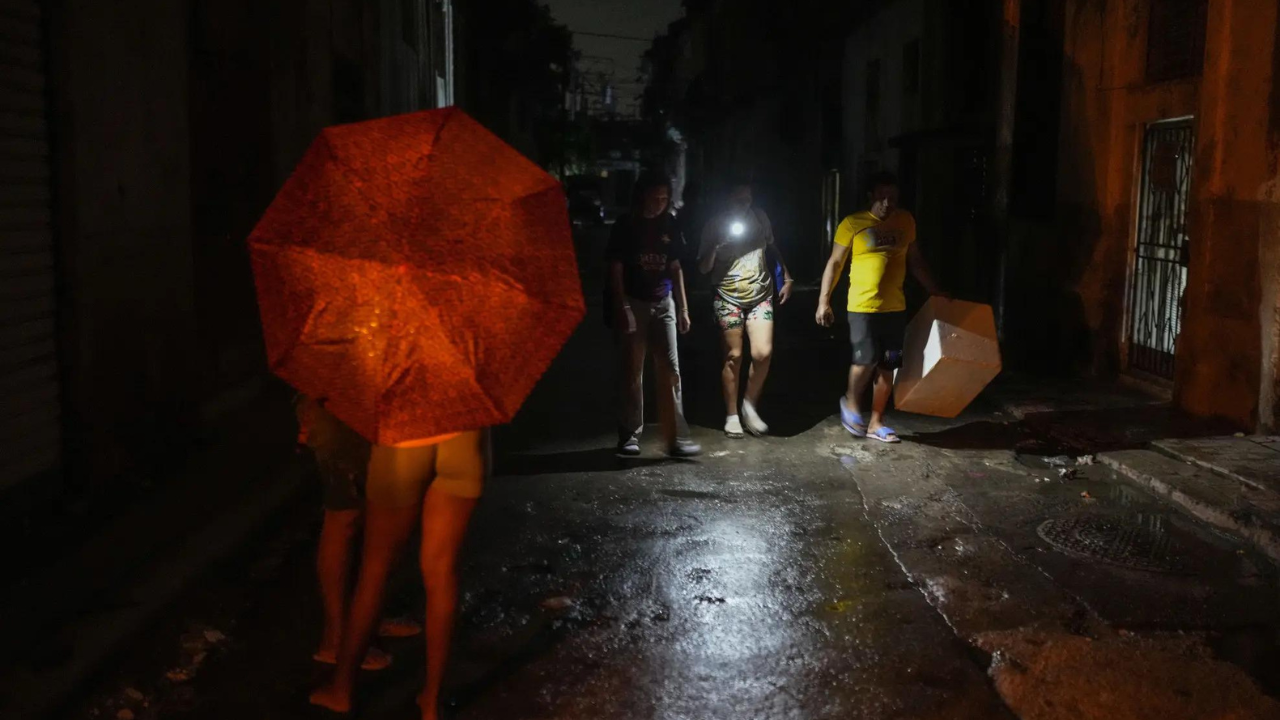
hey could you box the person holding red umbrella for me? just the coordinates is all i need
[295,394,422,673]
[248,109,585,719]
[310,430,488,719]
[607,173,702,458]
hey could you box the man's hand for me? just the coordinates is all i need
[778,280,793,305]
[678,309,691,334]
[816,301,834,327]
[616,304,637,334]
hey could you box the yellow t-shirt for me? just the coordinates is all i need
[833,209,916,313]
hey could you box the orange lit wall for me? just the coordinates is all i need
[1056,0,1280,430]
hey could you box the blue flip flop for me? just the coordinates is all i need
[869,427,901,444]
[839,398,868,438]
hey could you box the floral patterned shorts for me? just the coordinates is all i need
[713,296,774,330]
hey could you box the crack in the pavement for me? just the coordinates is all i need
[830,445,1034,720]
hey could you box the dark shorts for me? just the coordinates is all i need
[302,405,372,512]
[848,311,907,369]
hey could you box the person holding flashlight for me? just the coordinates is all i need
[698,179,792,438]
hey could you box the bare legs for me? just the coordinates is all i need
[311,435,484,718]
[743,316,773,408]
[316,509,361,660]
[845,364,895,433]
[720,327,744,417]
[310,503,418,713]
[418,489,477,720]
[721,318,774,426]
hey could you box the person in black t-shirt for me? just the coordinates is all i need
[606,173,701,458]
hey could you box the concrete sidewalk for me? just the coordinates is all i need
[1101,435,1280,563]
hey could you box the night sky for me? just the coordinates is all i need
[544,0,685,114]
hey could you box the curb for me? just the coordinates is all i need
[1099,449,1280,565]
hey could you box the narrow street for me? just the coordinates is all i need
[50,226,1279,720]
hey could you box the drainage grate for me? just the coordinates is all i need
[1037,516,1184,573]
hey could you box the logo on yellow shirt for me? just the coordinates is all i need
[864,226,900,250]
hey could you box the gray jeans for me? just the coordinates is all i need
[616,294,692,444]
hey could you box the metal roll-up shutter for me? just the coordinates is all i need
[0,0,60,491]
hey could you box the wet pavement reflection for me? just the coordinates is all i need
[67,225,1279,719]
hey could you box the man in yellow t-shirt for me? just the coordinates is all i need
[816,170,945,443]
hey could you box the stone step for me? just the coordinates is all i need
[1099,449,1280,564]
[1152,436,1280,495]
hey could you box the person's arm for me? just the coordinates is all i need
[761,211,792,280]
[817,218,855,325]
[816,243,850,326]
[759,210,794,303]
[609,260,628,307]
[671,260,691,334]
[908,244,947,297]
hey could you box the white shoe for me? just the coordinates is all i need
[741,401,769,436]
[724,415,745,439]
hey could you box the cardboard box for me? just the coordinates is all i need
[894,298,1001,418]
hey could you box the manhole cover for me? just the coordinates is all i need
[1037,516,1184,573]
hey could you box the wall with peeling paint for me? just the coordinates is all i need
[1049,0,1279,430]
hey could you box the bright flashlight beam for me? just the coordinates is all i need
[730,222,745,237]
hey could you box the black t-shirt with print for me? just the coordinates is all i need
[606,213,683,302]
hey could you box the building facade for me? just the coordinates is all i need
[1,0,456,505]
[1013,0,1280,430]
[838,0,1279,431]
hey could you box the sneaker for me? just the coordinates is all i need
[616,434,641,457]
[668,438,702,458]
[724,415,745,439]
[741,401,769,436]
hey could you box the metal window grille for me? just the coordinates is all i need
[1128,120,1194,379]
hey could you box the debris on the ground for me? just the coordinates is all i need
[203,629,227,645]
[541,596,574,611]
[1045,455,1072,467]
[1076,454,1096,466]
[123,688,145,702]
[1080,491,1093,499]
[165,668,193,683]
[1057,468,1078,481]
[1234,432,1246,438]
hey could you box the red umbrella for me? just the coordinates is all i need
[248,108,583,446]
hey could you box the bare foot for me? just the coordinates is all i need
[309,685,351,714]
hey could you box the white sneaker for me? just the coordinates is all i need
[724,415,745,439]
[741,401,769,436]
